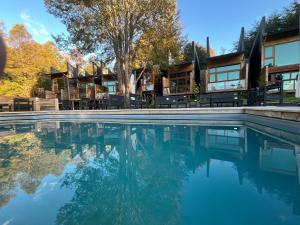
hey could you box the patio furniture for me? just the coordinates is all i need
[60,100,72,110]
[0,103,12,112]
[248,88,264,106]
[108,95,124,109]
[130,93,147,109]
[174,95,189,108]
[263,82,283,106]
[190,94,211,107]
[95,99,109,110]
[13,98,34,111]
[155,96,178,108]
[79,98,91,110]
[209,92,242,107]
[248,82,283,106]
[0,97,13,112]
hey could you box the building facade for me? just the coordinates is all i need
[206,28,249,93]
[261,27,300,92]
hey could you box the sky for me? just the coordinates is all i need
[0,0,298,55]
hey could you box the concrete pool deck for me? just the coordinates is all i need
[0,106,299,121]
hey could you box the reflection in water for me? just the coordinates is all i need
[0,121,299,225]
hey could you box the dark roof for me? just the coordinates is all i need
[264,26,299,41]
[78,75,94,83]
[49,71,68,79]
[170,61,193,67]
[207,51,244,61]
[102,73,118,81]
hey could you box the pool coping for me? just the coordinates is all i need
[0,106,299,121]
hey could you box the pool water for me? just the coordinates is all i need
[0,120,300,225]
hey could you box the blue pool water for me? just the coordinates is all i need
[0,120,300,225]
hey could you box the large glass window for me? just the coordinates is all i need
[103,81,118,95]
[217,73,227,81]
[208,80,245,91]
[265,46,273,58]
[208,64,244,91]
[210,74,216,82]
[170,72,190,94]
[264,41,300,67]
[264,58,274,67]
[275,41,300,66]
[228,71,240,80]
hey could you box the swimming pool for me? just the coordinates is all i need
[0,119,299,225]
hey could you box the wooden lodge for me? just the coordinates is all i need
[205,28,249,93]
[162,43,201,96]
[50,62,118,102]
[261,26,300,92]
[249,13,300,92]
[163,62,194,96]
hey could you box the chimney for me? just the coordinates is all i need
[206,37,211,58]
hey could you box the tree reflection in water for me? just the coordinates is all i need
[0,129,72,207]
[55,124,188,225]
[0,121,300,225]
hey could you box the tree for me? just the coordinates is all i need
[44,0,181,100]
[7,24,32,48]
[134,4,184,70]
[0,24,66,97]
[182,42,215,69]
[0,132,71,207]
[238,1,299,57]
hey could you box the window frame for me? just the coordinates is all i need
[169,72,191,94]
[209,64,241,83]
[264,40,300,67]
[207,63,245,92]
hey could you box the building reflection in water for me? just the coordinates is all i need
[0,120,300,224]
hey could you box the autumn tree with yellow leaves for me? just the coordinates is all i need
[0,24,65,97]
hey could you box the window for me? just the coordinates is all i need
[208,64,244,91]
[216,64,240,72]
[270,72,299,91]
[264,58,274,67]
[291,72,298,79]
[264,41,300,67]
[103,81,118,94]
[217,73,227,81]
[228,71,240,80]
[275,41,300,66]
[208,80,245,91]
[169,72,190,94]
[210,74,216,82]
[265,46,273,58]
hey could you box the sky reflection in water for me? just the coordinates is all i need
[0,120,299,225]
